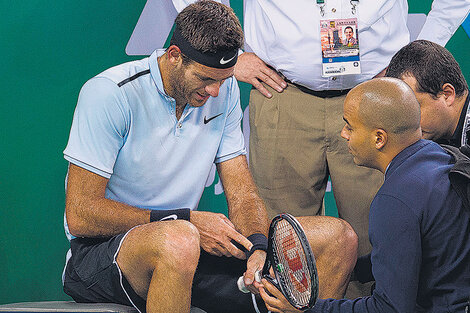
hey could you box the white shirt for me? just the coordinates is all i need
[242,0,470,91]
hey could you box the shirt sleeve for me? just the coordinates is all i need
[63,77,129,178]
[416,0,470,46]
[214,78,246,163]
[309,194,422,313]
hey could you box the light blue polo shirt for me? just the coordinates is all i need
[63,50,246,236]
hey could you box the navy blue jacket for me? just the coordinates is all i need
[311,140,470,312]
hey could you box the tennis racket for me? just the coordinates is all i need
[237,213,319,310]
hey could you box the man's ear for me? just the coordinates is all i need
[375,129,387,150]
[167,45,182,66]
[441,83,456,107]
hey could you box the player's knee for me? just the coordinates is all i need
[171,220,201,258]
[332,219,358,266]
[153,220,200,272]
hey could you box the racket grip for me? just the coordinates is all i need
[237,271,262,293]
[237,276,250,293]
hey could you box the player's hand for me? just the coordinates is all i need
[259,278,304,313]
[190,211,252,259]
[234,52,287,98]
[243,249,267,294]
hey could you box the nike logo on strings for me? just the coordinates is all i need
[220,54,236,65]
[204,113,223,124]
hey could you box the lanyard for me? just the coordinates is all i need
[317,0,359,16]
[462,101,470,146]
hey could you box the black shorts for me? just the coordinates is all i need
[63,233,267,313]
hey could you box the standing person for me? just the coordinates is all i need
[233,0,469,297]
[385,39,469,148]
[258,78,470,313]
[62,1,358,313]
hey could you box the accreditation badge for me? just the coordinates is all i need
[320,18,361,77]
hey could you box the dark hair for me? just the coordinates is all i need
[385,40,468,98]
[344,26,354,33]
[170,0,243,54]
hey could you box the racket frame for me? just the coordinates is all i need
[261,213,319,310]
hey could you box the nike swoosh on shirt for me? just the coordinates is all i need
[204,113,223,124]
[219,54,236,65]
[159,214,178,221]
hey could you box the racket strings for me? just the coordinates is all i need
[272,220,312,307]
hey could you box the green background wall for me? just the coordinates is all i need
[1,0,468,304]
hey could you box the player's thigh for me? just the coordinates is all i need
[116,220,200,298]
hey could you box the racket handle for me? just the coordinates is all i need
[237,276,250,293]
[237,271,262,293]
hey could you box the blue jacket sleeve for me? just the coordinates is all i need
[309,194,422,313]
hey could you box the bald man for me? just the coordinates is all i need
[259,78,470,313]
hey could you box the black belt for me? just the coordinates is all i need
[251,67,352,98]
[287,80,351,98]
[251,80,351,98]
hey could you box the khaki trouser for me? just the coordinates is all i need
[249,83,383,297]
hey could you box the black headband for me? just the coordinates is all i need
[171,26,238,69]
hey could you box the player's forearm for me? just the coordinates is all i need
[217,155,269,236]
[228,187,269,237]
[66,197,150,237]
